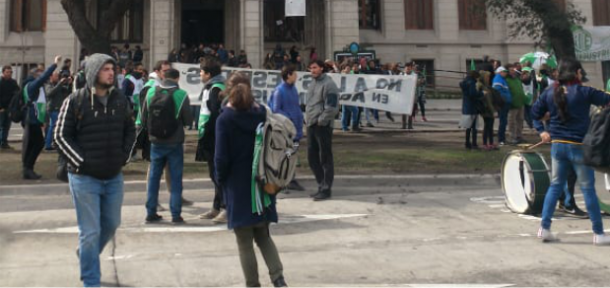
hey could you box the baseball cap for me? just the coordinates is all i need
[495,66,508,73]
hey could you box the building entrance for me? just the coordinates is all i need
[181,0,224,46]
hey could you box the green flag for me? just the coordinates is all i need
[470,59,476,71]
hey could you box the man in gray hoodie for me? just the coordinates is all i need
[305,60,339,201]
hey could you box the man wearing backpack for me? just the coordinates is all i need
[54,53,136,287]
[305,60,340,201]
[141,68,192,224]
[196,58,228,223]
[0,65,19,150]
[22,56,62,179]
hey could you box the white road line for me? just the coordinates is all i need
[13,214,369,234]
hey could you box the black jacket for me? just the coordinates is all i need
[55,87,136,180]
[45,82,71,112]
[201,81,224,152]
[0,77,19,109]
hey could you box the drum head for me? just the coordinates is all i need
[502,153,533,213]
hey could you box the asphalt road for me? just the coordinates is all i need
[2,175,610,287]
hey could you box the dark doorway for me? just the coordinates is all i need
[181,0,224,46]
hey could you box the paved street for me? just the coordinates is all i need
[2,174,610,287]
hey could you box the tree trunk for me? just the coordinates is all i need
[60,0,133,55]
[526,0,577,61]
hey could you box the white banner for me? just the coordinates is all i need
[172,63,418,115]
[574,26,610,62]
[285,0,306,17]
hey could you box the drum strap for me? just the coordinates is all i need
[552,140,582,145]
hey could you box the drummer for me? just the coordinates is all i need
[531,57,610,245]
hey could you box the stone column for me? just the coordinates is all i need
[241,0,263,68]
[0,0,7,41]
[149,0,174,68]
[325,0,359,60]
[45,0,77,66]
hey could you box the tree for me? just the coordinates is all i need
[485,0,586,60]
[60,0,134,55]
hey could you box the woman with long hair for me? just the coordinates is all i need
[532,58,610,245]
[214,72,287,287]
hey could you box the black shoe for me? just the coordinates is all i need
[23,169,42,180]
[351,127,362,133]
[272,276,288,287]
[313,191,331,201]
[287,180,305,191]
[172,217,185,224]
[145,214,163,223]
[366,122,374,128]
[560,205,589,219]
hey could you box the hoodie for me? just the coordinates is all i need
[271,81,304,141]
[54,53,136,180]
[492,73,512,105]
[214,105,278,229]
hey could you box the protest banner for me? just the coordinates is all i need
[573,26,610,62]
[172,63,418,115]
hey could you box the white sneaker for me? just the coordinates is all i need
[538,227,560,243]
[593,234,610,245]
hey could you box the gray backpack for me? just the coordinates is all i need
[256,105,298,195]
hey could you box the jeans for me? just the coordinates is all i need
[418,97,426,117]
[541,143,604,234]
[465,116,478,148]
[524,105,533,129]
[0,110,11,146]
[508,107,524,142]
[498,105,510,143]
[190,105,201,129]
[234,222,284,287]
[307,125,334,192]
[558,166,577,209]
[45,111,59,149]
[203,149,224,210]
[483,117,494,145]
[146,143,184,218]
[69,173,124,287]
[22,124,44,170]
[341,105,358,130]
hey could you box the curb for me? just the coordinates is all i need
[0,174,501,197]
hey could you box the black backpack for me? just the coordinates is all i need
[147,87,179,139]
[583,107,610,173]
[8,85,28,123]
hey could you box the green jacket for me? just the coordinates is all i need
[506,76,526,109]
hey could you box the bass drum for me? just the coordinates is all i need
[502,151,551,214]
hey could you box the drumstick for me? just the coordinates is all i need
[526,141,546,150]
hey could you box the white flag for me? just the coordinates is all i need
[285,0,306,17]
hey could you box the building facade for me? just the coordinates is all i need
[0,0,609,89]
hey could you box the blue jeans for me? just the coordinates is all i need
[0,110,11,146]
[341,105,358,130]
[498,105,510,143]
[45,111,59,149]
[69,173,124,287]
[189,105,200,129]
[146,143,184,218]
[541,143,604,234]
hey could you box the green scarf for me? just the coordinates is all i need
[252,123,271,215]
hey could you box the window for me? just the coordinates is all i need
[458,0,486,30]
[10,0,47,32]
[359,0,381,30]
[412,59,435,88]
[98,0,144,43]
[593,0,610,26]
[404,0,433,30]
[264,0,305,42]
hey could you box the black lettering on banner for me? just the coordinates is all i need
[253,71,267,88]
[302,74,313,90]
[388,79,402,92]
[186,68,201,85]
[381,94,389,104]
[340,93,352,101]
[267,72,281,88]
[373,93,380,102]
[340,77,347,92]
[352,92,365,103]
[252,89,263,102]
[376,78,389,89]
[355,77,368,92]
